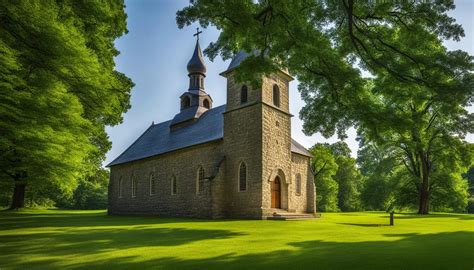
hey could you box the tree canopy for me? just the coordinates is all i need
[0,0,133,208]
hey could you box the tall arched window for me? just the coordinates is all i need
[203,99,210,109]
[171,175,177,195]
[295,173,301,195]
[239,162,247,191]
[131,176,137,198]
[197,167,205,194]
[241,85,248,104]
[181,96,191,109]
[118,177,123,198]
[273,84,280,107]
[149,173,156,196]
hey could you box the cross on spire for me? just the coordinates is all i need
[193,27,203,40]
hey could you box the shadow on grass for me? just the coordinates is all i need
[390,213,474,220]
[337,222,392,227]
[1,211,473,270]
[0,210,239,231]
[47,231,473,270]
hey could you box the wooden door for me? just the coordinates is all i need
[271,177,281,208]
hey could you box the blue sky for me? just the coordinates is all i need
[105,0,473,164]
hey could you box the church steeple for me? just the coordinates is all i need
[170,29,213,129]
[187,28,206,90]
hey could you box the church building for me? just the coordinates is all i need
[107,35,316,219]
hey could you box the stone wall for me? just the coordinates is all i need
[223,74,264,218]
[260,74,294,216]
[108,140,224,218]
[290,153,312,213]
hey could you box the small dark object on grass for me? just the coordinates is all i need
[390,211,395,226]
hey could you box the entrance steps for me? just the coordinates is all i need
[266,210,320,220]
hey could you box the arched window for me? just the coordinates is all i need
[200,77,204,88]
[241,85,248,104]
[131,176,137,198]
[295,173,301,195]
[197,167,205,194]
[203,99,210,109]
[149,173,156,196]
[239,162,247,191]
[181,96,191,109]
[118,177,123,198]
[171,175,177,195]
[273,84,280,107]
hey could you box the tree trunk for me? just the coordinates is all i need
[10,180,26,209]
[418,186,430,214]
[418,152,430,215]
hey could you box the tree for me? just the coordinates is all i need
[357,141,398,211]
[310,144,339,212]
[0,1,133,209]
[56,168,109,210]
[177,0,472,214]
[333,155,363,211]
[324,141,363,211]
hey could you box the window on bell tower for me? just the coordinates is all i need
[181,96,191,109]
[273,84,280,107]
[241,85,248,104]
[203,99,210,109]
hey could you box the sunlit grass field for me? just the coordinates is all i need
[0,209,472,270]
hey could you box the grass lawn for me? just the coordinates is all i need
[0,210,472,270]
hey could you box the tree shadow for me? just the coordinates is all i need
[390,213,474,220]
[0,225,245,269]
[79,231,472,270]
[337,222,391,227]
[0,210,241,231]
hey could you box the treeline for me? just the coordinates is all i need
[312,141,474,213]
[0,168,108,210]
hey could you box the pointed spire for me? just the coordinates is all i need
[187,39,207,75]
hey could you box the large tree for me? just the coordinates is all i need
[177,0,473,214]
[310,144,339,212]
[0,1,133,209]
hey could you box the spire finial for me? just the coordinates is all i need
[193,27,202,41]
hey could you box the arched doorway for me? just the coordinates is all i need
[271,176,281,208]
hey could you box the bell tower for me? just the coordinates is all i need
[170,29,213,129]
[220,51,294,217]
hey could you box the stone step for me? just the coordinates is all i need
[267,212,320,220]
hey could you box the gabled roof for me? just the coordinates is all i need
[291,139,313,157]
[220,50,293,80]
[107,104,312,167]
[107,105,225,167]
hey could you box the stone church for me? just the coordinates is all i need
[107,36,316,219]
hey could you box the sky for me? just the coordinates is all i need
[105,0,474,165]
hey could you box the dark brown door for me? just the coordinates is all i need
[271,177,281,208]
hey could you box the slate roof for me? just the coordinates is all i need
[107,105,312,167]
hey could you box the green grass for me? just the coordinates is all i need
[0,210,473,270]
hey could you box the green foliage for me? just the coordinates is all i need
[333,156,363,211]
[56,168,109,210]
[358,140,471,213]
[0,1,132,208]
[310,141,363,212]
[463,167,474,195]
[176,1,473,214]
[467,197,474,214]
[310,144,339,212]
